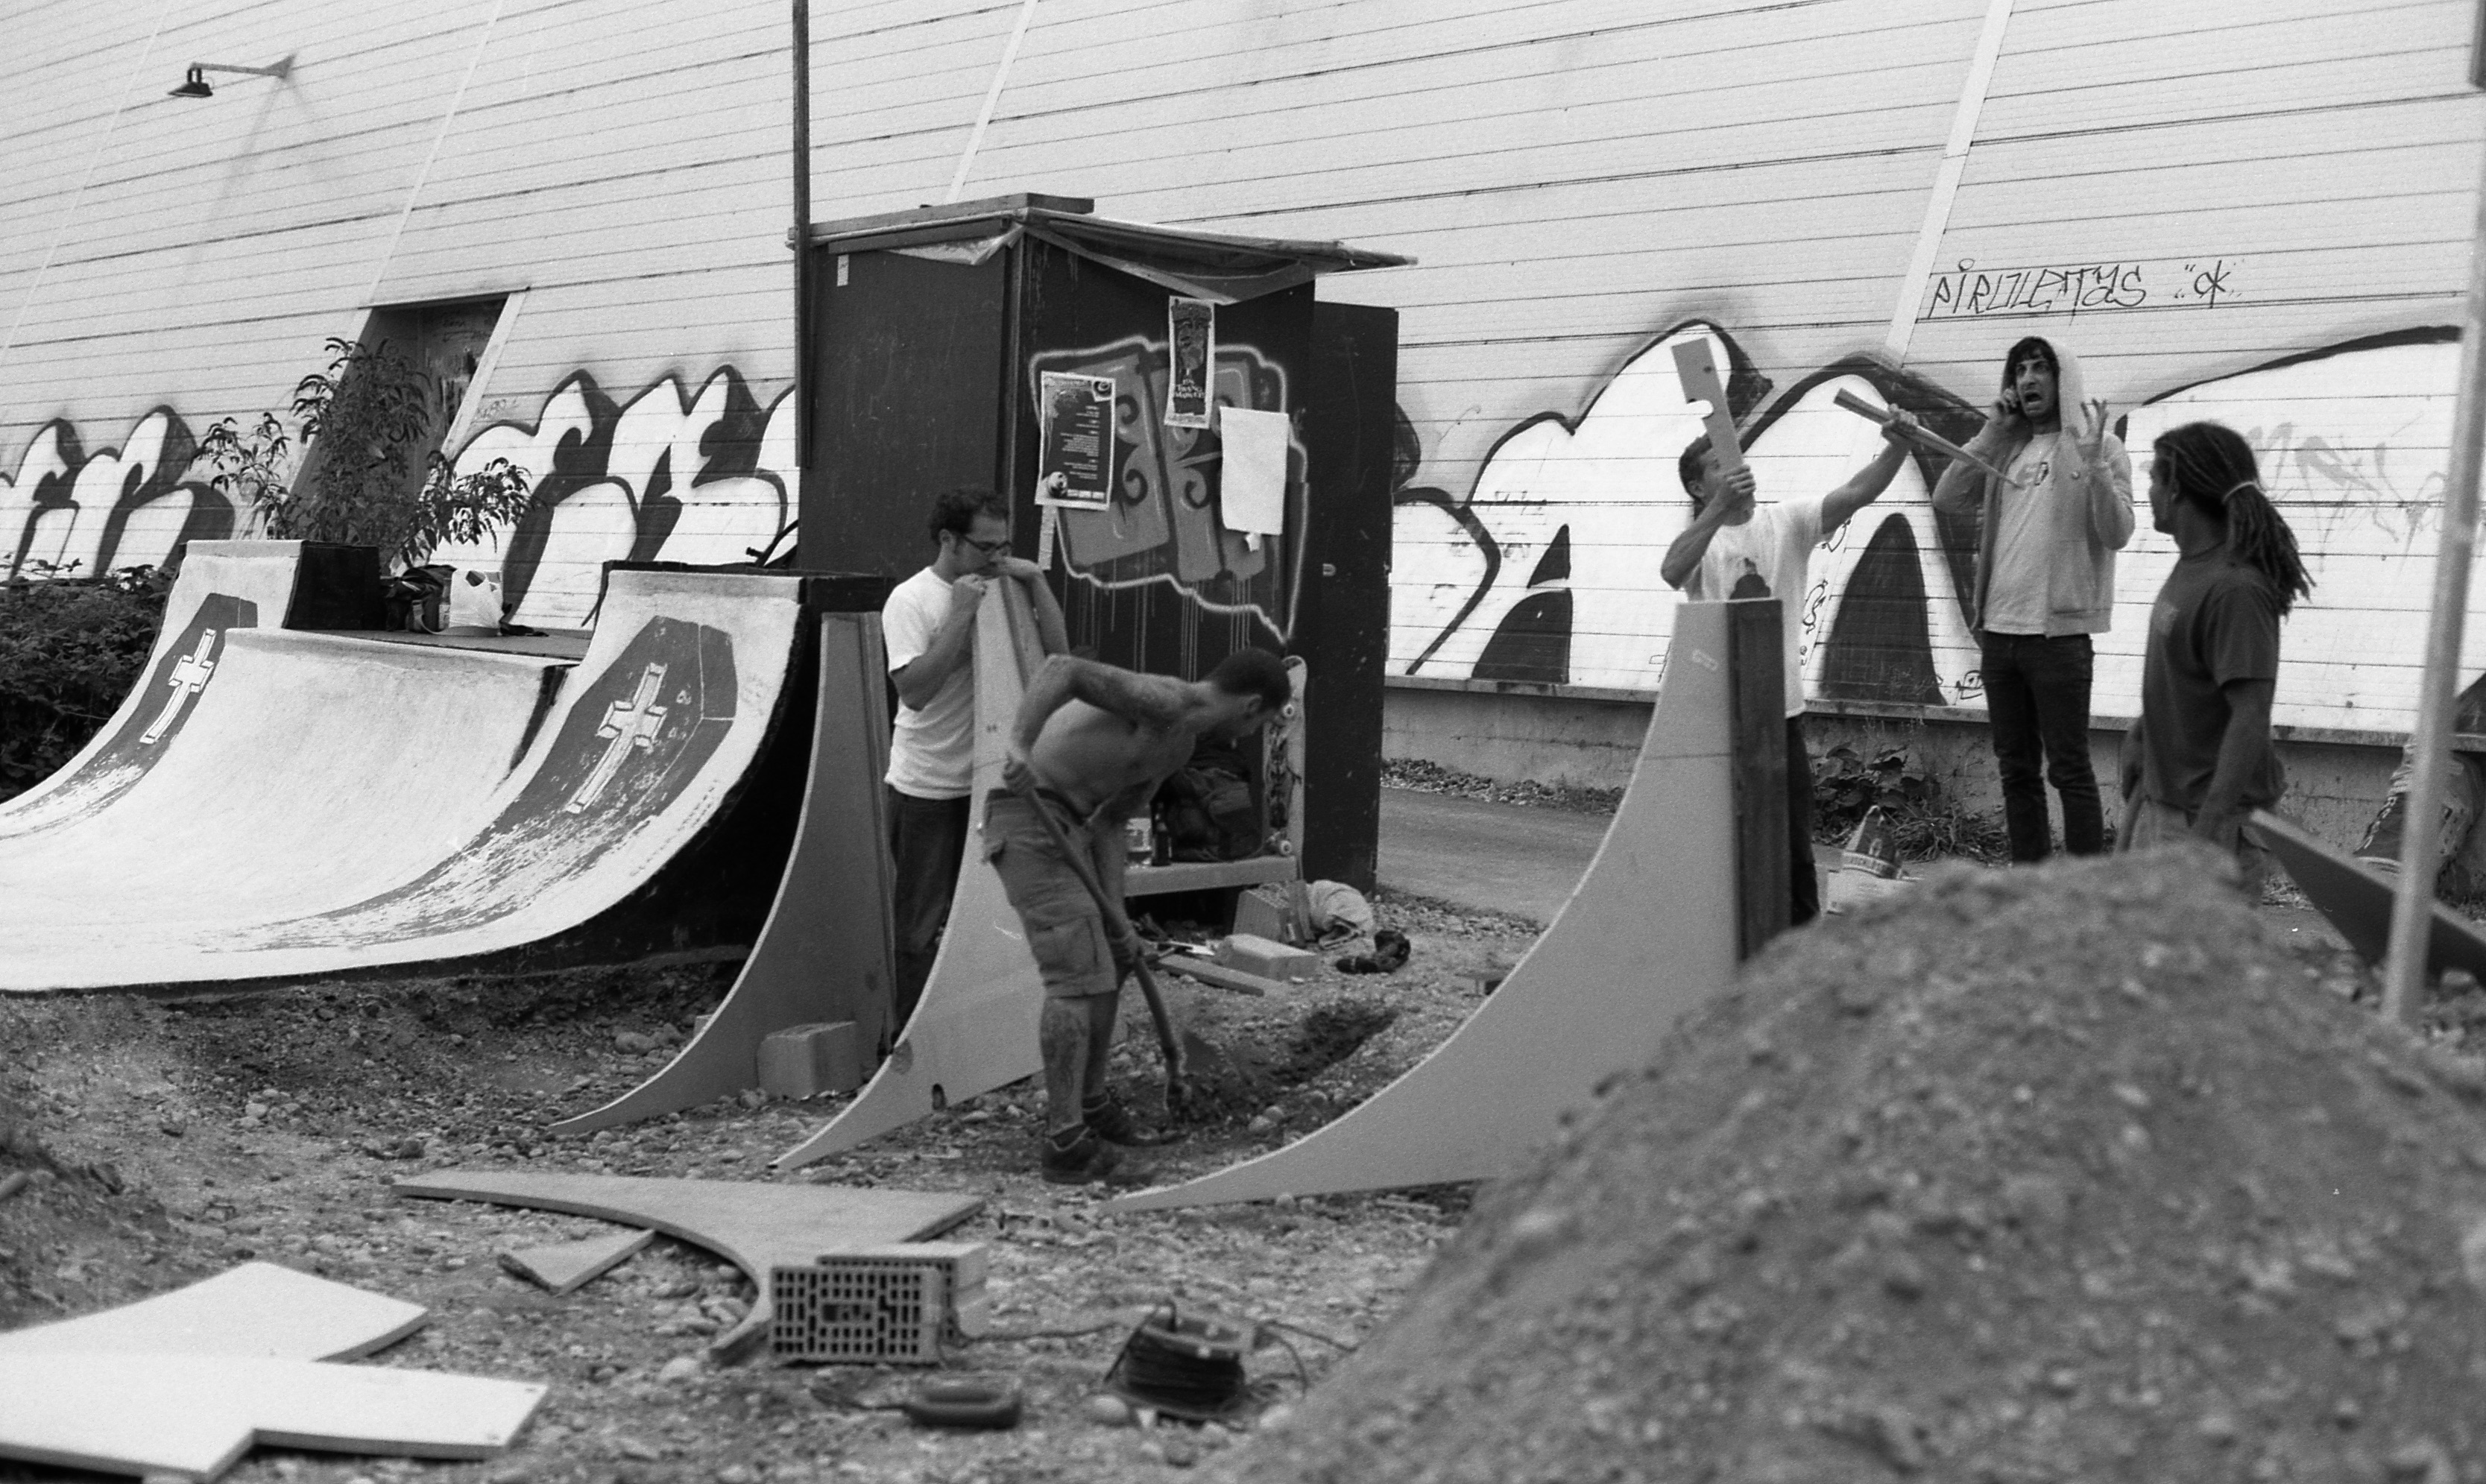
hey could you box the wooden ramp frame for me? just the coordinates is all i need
[2250,809,2486,982]
[772,586,1049,1170]
[552,611,896,1134]
[1105,599,1749,1211]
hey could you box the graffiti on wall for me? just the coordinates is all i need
[0,368,798,631]
[0,409,233,580]
[1027,336,1304,645]
[1391,321,2471,733]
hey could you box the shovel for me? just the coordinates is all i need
[1007,778,1191,1116]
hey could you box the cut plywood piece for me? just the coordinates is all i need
[0,1351,545,1481]
[0,1261,426,1360]
[496,1228,654,1295]
[2250,810,2486,983]
[395,1169,981,1355]
[773,583,1050,1170]
[1106,600,1744,1211]
[550,610,896,1133]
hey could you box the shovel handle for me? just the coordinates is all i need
[1008,780,1187,1087]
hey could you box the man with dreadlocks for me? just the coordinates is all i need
[2119,420,2314,886]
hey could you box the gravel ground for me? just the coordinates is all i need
[1221,847,2486,1484]
[0,891,1537,1484]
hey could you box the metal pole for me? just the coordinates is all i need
[790,0,813,488]
[2380,131,2486,1024]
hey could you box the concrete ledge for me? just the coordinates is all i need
[1381,681,2486,873]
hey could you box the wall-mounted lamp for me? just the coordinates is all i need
[168,56,294,99]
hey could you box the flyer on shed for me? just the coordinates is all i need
[1037,371,1116,510]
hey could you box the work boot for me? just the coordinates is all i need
[1083,1090,1183,1147]
[1039,1127,1147,1186]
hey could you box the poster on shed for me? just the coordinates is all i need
[1166,297,1216,429]
[1038,371,1116,509]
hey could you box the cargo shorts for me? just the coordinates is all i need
[981,791,1124,1000]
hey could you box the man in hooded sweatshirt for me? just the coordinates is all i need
[1931,337,2135,863]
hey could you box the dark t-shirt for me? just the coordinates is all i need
[2141,551,2283,812]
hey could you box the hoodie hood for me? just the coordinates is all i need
[2003,335,2091,430]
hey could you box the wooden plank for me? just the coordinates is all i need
[0,1352,545,1481]
[394,1170,980,1357]
[496,1228,654,1296]
[0,1262,425,1362]
[2250,810,2486,981]
[551,612,897,1133]
[1726,597,1791,958]
[1124,856,1300,897]
[1105,600,1742,1210]
[772,583,1050,1170]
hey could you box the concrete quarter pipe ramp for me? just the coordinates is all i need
[0,541,307,842]
[1105,599,1744,1211]
[1,563,807,992]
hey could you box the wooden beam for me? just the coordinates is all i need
[1726,598,1790,958]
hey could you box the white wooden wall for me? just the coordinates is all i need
[4,0,2482,736]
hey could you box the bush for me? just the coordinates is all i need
[0,563,173,802]
[1811,742,2009,863]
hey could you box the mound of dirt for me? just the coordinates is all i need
[1220,847,2486,1483]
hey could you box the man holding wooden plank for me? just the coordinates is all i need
[1931,337,2135,864]
[1662,406,1919,925]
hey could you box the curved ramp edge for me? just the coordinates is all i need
[1105,600,1744,1212]
[774,584,1047,1170]
[553,612,896,1134]
[392,1169,979,1357]
[0,540,308,840]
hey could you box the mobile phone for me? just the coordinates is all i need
[1999,389,2022,416]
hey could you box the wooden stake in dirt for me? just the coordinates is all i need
[2382,96,2486,1026]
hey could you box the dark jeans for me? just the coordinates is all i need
[887,788,972,1033]
[1788,716,1820,927]
[1978,631,2104,862]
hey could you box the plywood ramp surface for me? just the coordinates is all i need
[773,584,1050,1169]
[396,1169,980,1354]
[0,567,804,992]
[0,1260,426,1360]
[0,1352,545,1481]
[1108,600,1744,1211]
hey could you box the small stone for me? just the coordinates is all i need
[737,1090,766,1109]
[1136,1441,1167,1465]
[614,1031,656,1053]
[2110,1083,2151,1109]
[1247,1116,1275,1134]
[2198,1412,2240,1447]
[717,1468,754,1484]
[2387,1438,2453,1483]
[658,1354,704,1383]
[485,1465,534,1484]
[1257,1403,1296,1432]
[1085,1395,1132,1427]
[245,1102,270,1120]
[159,1121,185,1137]
[1161,1437,1199,1468]
[617,1437,663,1460]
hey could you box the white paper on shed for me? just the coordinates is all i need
[1219,407,1290,545]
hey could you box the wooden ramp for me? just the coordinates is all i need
[0,566,807,991]
[551,610,897,1134]
[772,585,1049,1170]
[2250,810,2486,982]
[1105,600,1745,1211]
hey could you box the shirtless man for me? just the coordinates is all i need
[990,647,1293,1183]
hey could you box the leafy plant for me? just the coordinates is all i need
[199,337,532,569]
[0,562,174,801]
[1811,742,2010,863]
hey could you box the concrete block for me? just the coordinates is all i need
[757,1021,864,1099]
[1215,933,1318,981]
[1231,884,1296,944]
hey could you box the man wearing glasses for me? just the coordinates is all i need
[882,487,1068,1033]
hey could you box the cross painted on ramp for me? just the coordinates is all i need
[139,630,222,745]
[568,663,670,813]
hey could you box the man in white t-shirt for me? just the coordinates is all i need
[883,487,1068,1029]
[1662,412,1916,926]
